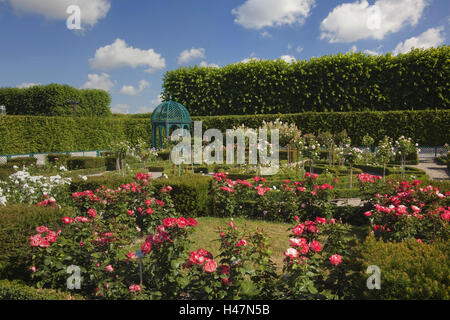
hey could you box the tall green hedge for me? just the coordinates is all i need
[162,46,449,116]
[0,84,111,117]
[0,116,152,154]
[193,110,450,146]
[0,110,448,155]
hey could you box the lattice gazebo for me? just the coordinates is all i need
[151,100,191,149]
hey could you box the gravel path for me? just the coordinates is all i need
[411,157,450,180]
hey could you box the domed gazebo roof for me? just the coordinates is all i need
[151,100,191,124]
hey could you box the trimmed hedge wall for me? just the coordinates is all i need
[0,116,152,154]
[162,46,449,116]
[193,110,450,146]
[1,110,448,155]
[0,84,111,117]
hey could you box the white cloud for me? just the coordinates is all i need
[350,45,358,52]
[4,0,111,27]
[280,55,296,63]
[363,49,382,55]
[89,39,166,73]
[320,0,428,43]
[296,46,303,53]
[82,73,114,91]
[178,48,206,65]
[393,26,445,55]
[16,82,40,88]
[111,104,130,114]
[261,31,272,38]
[199,61,220,68]
[119,80,149,96]
[232,0,315,30]
[241,57,262,63]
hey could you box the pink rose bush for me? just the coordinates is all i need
[212,172,335,222]
[364,180,449,242]
[28,173,184,299]
[182,221,277,299]
[280,216,352,299]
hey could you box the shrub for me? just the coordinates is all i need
[47,154,71,166]
[104,156,117,171]
[7,157,37,167]
[69,175,135,194]
[66,157,105,170]
[0,166,15,180]
[0,116,152,155]
[0,205,69,281]
[194,110,450,146]
[0,84,111,117]
[364,180,449,243]
[351,237,450,300]
[152,175,213,217]
[0,279,83,300]
[163,47,449,116]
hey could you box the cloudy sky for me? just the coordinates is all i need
[0,0,448,114]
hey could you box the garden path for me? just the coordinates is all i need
[411,158,450,180]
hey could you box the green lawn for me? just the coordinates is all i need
[189,217,369,271]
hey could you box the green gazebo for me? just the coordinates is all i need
[151,100,191,149]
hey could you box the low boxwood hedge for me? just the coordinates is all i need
[69,175,135,193]
[350,237,450,299]
[66,157,105,170]
[7,157,37,167]
[0,279,83,300]
[47,154,71,166]
[152,174,213,217]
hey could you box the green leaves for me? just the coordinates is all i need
[162,46,449,117]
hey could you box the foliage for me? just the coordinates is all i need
[0,84,111,117]
[0,205,69,280]
[152,174,213,217]
[278,216,353,299]
[363,180,449,243]
[163,47,449,116]
[0,279,83,300]
[66,157,105,171]
[351,236,449,300]
[194,110,450,146]
[0,115,152,155]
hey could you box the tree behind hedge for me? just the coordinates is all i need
[0,84,111,117]
[162,46,449,116]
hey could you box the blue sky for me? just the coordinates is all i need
[0,0,448,114]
